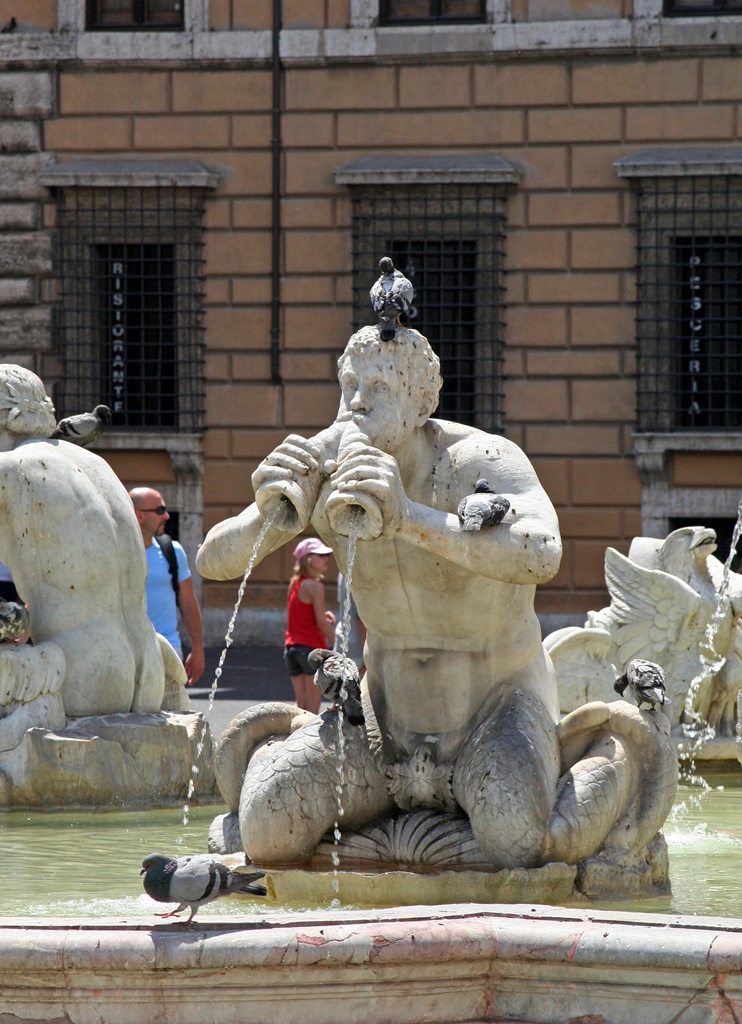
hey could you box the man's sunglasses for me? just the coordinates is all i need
[140,505,168,515]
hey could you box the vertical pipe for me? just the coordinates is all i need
[270,0,282,384]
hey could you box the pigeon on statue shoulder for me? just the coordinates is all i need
[308,647,365,726]
[613,659,669,711]
[457,480,511,533]
[52,405,111,448]
[141,853,267,923]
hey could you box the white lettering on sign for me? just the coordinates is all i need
[687,252,703,419]
[110,260,125,416]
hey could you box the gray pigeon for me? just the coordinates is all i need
[308,648,364,726]
[141,853,267,923]
[0,599,28,643]
[52,404,111,447]
[457,480,511,532]
[613,658,669,710]
[369,257,414,341]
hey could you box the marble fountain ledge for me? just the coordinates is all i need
[2,904,742,1023]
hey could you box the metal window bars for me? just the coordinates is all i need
[663,0,742,14]
[350,183,506,433]
[379,0,485,24]
[86,0,184,29]
[635,174,742,432]
[52,185,206,431]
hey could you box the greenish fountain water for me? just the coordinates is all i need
[2,769,741,919]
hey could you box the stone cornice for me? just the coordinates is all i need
[3,12,742,65]
[334,155,520,186]
[39,159,220,190]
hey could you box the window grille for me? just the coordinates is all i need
[663,0,742,13]
[350,183,506,432]
[52,186,206,431]
[379,0,485,23]
[86,0,184,30]
[634,175,742,432]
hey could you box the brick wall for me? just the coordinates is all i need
[41,49,739,617]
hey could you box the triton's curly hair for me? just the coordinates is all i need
[0,365,56,438]
[337,325,442,420]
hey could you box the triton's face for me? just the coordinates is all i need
[338,353,419,454]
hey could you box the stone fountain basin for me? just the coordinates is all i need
[2,904,741,1023]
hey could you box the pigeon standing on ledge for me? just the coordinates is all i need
[0,599,28,643]
[52,404,111,448]
[141,853,267,923]
[308,648,365,726]
[614,659,669,711]
[369,257,414,341]
[457,480,511,532]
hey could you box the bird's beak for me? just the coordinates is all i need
[690,528,717,551]
[140,867,145,875]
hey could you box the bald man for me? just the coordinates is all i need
[129,487,205,685]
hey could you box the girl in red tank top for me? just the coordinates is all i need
[284,537,336,713]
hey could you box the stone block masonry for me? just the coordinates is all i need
[0,72,53,358]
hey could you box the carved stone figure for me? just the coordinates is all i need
[0,365,215,809]
[546,527,742,735]
[0,364,164,719]
[198,326,678,897]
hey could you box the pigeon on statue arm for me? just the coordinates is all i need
[457,480,511,532]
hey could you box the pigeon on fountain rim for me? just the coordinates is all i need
[141,853,267,923]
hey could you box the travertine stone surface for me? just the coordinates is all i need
[0,365,165,721]
[0,711,217,808]
[1,906,741,1024]
[200,327,678,898]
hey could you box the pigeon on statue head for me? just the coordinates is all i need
[369,257,414,341]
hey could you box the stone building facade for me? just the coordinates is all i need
[1,0,741,641]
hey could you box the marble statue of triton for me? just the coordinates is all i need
[198,325,677,894]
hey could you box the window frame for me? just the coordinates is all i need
[335,155,519,435]
[663,0,742,13]
[616,147,742,539]
[378,0,486,26]
[40,159,217,433]
[85,0,185,30]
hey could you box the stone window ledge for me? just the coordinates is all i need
[3,7,742,63]
[615,148,742,180]
[40,159,219,191]
[334,155,520,186]
[634,432,742,537]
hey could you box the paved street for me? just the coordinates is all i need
[187,644,331,739]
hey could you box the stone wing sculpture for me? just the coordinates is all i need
[548,528,742,734]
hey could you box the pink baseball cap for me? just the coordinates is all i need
[293,537,333,561]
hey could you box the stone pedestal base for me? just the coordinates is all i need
[0,711,219,809]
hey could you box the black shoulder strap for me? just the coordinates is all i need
[155,534,180,603]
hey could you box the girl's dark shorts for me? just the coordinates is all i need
[284,643,320,677]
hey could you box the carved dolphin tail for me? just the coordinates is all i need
[214,702,309,813]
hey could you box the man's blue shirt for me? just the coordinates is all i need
[145,539,191,656]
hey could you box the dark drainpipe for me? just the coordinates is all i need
[270,0,282,384]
